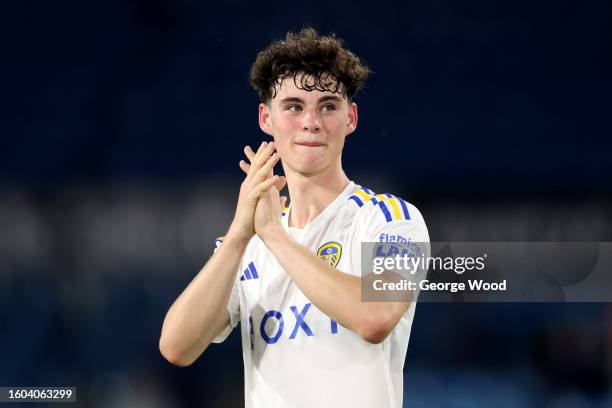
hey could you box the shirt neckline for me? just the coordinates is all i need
[282,181,356,234]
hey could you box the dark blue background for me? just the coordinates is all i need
[2,0,610,192]
[1,1,611,407]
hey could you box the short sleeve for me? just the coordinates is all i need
[367,202,430,259]
[211,236,241,343]
[350,195,431,299]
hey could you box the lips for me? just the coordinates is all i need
[295,141,326,147]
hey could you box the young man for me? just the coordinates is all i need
[159,28,429,407]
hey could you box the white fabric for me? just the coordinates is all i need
[212,181,430,408]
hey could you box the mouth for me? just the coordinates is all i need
[295,141,326,147]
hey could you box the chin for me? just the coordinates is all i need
[284,152,334,175]
[293,160,331,176]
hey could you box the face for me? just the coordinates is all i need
[258,75,358,176]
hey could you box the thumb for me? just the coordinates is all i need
[274,175,287,191]
[280,196,288,208]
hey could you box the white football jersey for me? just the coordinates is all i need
[212,181,430,408]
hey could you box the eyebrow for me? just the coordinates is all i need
[279,95,343,104]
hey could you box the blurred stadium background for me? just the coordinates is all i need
[1,1,611,407]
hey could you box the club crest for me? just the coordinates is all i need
[317,242,342,267]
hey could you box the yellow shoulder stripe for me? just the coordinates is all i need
[354,189,373,202]
[384,197,403,220]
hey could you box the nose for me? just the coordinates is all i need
[302,108,321,132]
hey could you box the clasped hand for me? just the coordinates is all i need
[230,141,286,241]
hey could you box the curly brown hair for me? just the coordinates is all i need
[249,27,371,103]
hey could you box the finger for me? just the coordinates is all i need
[253,152,280,182]
[279,196,288,208]
[251,175,279,198]
[243,143,268,179]
[246,142,266,164]
[254,141,268,159]
[244,143,277,184]
[239,160,251,174]
[244,146,255,162]
[265,140,275,154]
[252,141,275,166]
[274,175,286,191]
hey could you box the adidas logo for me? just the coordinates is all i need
[240,262,259,281]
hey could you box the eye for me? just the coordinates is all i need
[321,104,336,112]
[287,105,302,112]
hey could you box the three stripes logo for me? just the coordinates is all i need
[240,261,260,281]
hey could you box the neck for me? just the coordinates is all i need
[284,162,350,229]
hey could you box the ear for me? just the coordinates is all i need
[258,103,274,137]
[346,102,358,136]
